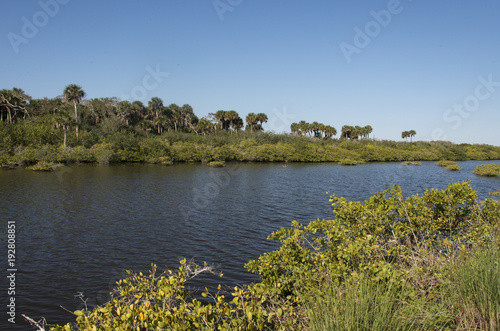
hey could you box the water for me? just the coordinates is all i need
[1,161,499,329]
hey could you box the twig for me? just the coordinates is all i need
[22,314,47,331]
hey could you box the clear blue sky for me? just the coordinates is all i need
[1,0,499,144]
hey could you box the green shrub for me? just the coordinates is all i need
[339,159,363,165]
[207,161,226,167]
[436,160,456,167]
[474,164,500,177]
[445,164,461,171]
[170,142,208,162]
[57,146,94,163]
[90,143,117,164]
[0,152,16,168]
[26,161,63,171]
[402,161,421,166]
[158,156,173,165]
[436,160,461,171]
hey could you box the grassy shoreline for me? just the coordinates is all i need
[2,131,500,169]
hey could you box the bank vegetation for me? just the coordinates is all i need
[2,86,500,169]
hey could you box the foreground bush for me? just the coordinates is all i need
[43,181,500,330]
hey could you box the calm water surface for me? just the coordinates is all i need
[1,161,499,329]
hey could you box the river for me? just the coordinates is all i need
[1,161,499,329]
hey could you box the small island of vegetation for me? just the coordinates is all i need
[474,164,500,177]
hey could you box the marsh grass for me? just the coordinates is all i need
[307,247,500,331]
[306,257,457,331]
[306,238,500,331]
[446,246,500,330]
[307,278,412,331]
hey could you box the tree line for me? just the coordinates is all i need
[1,85,420,147]
[0,85,271,146]
[290,122,375,140]
[402,130,417,142]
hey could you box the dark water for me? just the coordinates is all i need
[1,161,499,329]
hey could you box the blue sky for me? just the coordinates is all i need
[1,0,499,144]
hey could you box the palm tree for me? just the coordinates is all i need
[148,97,164,119]
[214,110,230,131]
[341,125,352,139]
[63,84,85,139]
[167,104,182,131]
[180,104,197,131]
[246,112,258,133]
[409,130,416,143]
[54,106,74,147]
[351,126,363,140]
[256,113,268,129]
[364,125,373,139]
[306,122,314,136]
[402,131,409,142]
[297,120,307,136]
[226,110,240,133]
[324,125,337,139]
[196,117,213,135]
[233,117,244,133]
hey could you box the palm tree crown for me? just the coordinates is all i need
[63,84,85,139]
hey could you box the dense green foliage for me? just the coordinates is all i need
[2,125,500,168]
[44,181,500,330]
[402,161,421,166]
[26,161,63,171]
[436,160,462,171]
[474,164,500,177]
[290,120,338,138]
[2,87,499,168]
